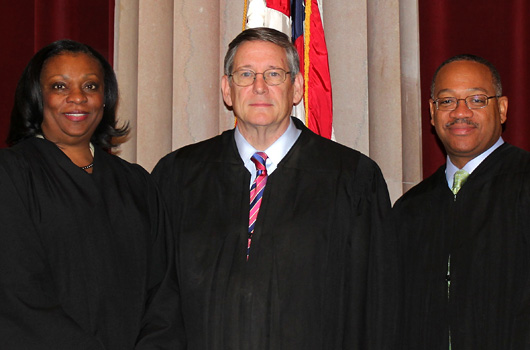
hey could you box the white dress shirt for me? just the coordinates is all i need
[445,137,504,189]
[234,118,301,187]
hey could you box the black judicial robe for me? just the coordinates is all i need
[0,137,176,349]
[152,118,398,349]
[393,143,530,349]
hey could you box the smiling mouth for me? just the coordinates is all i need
[64,113,89,121]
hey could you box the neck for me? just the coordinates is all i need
[237,120,289,151]
[449,157,470,170]
[45,137,94,170]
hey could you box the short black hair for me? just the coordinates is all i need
[7,39,128,151]
[430,54,502,98]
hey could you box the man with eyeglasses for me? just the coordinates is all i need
[393,54,530,349]
[151,27,397,349]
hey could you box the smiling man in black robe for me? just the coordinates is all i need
[393,54,530,349]
[152,27,397,349]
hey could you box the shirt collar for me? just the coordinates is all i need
[445,136,504,188]
[235,117,301,179]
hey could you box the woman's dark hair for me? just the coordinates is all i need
[7,39,128,151]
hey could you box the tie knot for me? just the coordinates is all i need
[452,169,470,195]
[251,152,268,173]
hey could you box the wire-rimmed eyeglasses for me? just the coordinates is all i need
[433,94,498,111]
[229,68,291,87]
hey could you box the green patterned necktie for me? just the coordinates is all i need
[452,169,470,195]
[450,168,469,347]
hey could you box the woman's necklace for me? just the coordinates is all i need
[79,144,95,170]
[79,163,94,170]
[81,143,95,170]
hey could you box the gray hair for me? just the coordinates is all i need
[223,27,300,83]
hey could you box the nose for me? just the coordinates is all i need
[66,87,88,104]
[252,73,268,94]
[451,98,473,118]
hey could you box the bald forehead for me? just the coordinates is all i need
[433,60,496,96]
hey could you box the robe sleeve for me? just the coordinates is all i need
[135,178,187,349]
[344,156,399,349]
[150,153,179,211]
[0,159,105,350]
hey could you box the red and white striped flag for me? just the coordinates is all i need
[244,0,333,139]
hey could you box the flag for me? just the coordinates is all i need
[244,0,333,139]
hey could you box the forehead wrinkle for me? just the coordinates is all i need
[234,64,284,71]
[435,87,489,96]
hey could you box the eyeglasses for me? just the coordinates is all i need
[433,94,498,111]
[229,68,291,87]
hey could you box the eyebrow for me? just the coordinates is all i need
[45,73,101,79]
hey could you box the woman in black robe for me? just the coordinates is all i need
[0,40,181,349]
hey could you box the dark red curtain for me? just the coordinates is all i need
[0,0,114,148]
[420,1,530,178]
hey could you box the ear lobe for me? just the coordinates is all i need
[221,75,233,107]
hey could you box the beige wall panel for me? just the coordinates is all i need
[114,0,139,162]
[399,0,422,194]
[172,1,221,151]
[219,0,246,132]
[367,0,404,203]
[136,1,174,171]
[324,0,369,155]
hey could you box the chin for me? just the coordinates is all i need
[245,116,277,126]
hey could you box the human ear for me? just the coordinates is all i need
[221,75,233,107]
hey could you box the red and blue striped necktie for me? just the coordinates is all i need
[247,152,268,260]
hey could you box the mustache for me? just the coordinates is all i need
[445,118,479,128]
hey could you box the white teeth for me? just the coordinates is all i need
[66,114,85,117]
